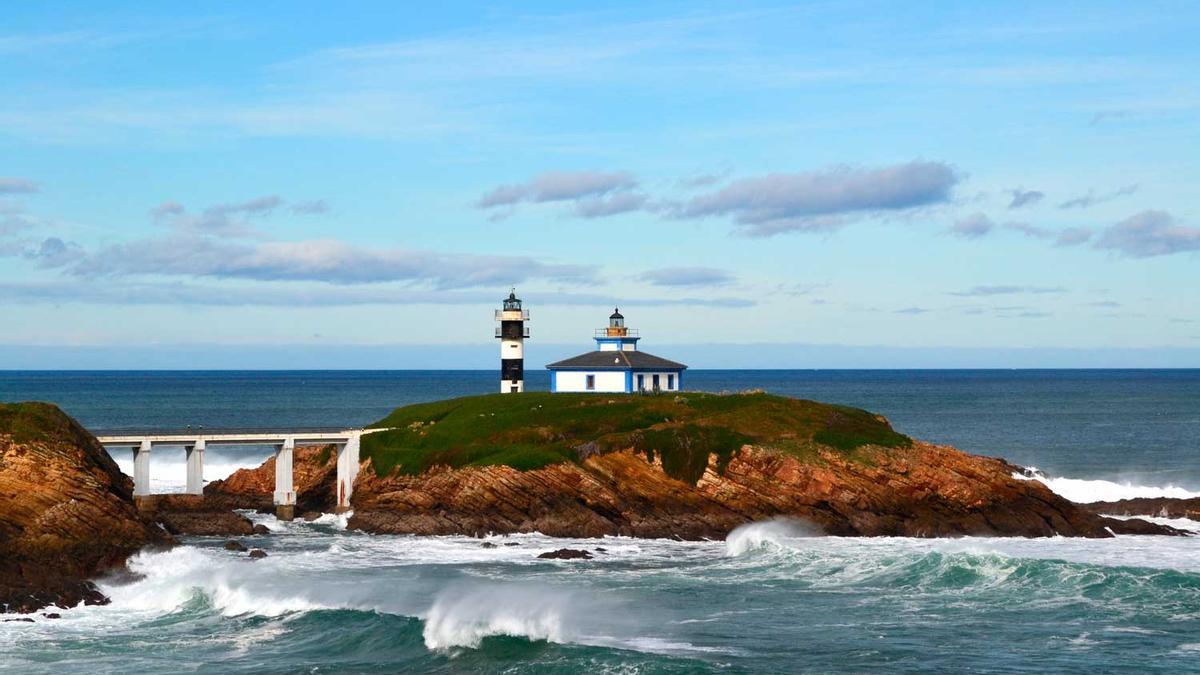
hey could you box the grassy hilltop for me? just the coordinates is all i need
[363,391,911,485]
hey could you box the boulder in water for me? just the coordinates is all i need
[538,548,593,560]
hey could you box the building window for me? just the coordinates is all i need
[586,374,595,390]
[637,374,644,391]
[667,374,675,390]
[652,374,660,391]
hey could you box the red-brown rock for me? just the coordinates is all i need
[0,403,174,614]
[347,442,1182,539]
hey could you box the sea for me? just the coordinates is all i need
[2,369,1199,674]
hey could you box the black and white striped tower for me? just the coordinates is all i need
[496,289,529,393]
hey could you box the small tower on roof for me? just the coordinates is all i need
[495,288,529,393]
[546,307,686,394]
[594,307,639,352]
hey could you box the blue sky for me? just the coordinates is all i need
[2,1,1198,368]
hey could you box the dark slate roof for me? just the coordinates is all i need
[546,349,687,371]
[610,307,624,320]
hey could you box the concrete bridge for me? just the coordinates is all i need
[95,427,379,519]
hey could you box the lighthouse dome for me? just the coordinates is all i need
[609,307,624,320]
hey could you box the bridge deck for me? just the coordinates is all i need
[94,427,366,445]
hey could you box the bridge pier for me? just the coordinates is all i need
[335,432,361,513]
[185,439,205,495]
[273,437,296,521]
[99,427,372,516]
[133,440,152,497]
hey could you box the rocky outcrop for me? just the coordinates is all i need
[347,442,1180,539]
[204,444,338,512]
[0,403,173,614]
[135,494,258,536]
[1080,497,1200,520]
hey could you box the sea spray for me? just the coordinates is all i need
[113,456,259,494]
[724,518,820,557]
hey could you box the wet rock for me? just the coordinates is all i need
[252,524,271,535]
[504,542,521,547]
[146,500,256,537]
[1080,497,1200,521]
[224,540,248,552]
[538,548,593,560]
[301,511,323,522]
[480,542,497,549]
[4,617,35,623]
[248,549,268,559]
[42,613,61,619]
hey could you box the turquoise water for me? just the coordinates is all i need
[2,370,1200,673]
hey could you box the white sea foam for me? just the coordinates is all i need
[724,517,820,557]
[1013,468,1200,504]
[421,583,572,650]
[1103,514,1200,533]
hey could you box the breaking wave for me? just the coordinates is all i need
[724,517,821,557]
[422,583,572,650]
[1014,467,1200,504]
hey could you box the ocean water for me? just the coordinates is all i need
[2,369,1200,673]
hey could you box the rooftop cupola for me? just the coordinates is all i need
[607,307,626,335]
[595,307,639,351]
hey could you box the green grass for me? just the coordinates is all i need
[361,391,912,484]
[0,402,87,445]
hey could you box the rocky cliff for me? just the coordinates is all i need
[349,440,1169,539]
[0,403,173,613]
[335,392,1176,539]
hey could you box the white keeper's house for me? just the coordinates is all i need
[546,308,687,393]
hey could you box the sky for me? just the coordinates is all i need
[2,1,1198,368]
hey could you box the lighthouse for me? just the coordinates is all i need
[495,289,529,393]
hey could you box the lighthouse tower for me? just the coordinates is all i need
[495,289,529,393]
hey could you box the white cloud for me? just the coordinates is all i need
[1094,210,1200,257]
[56,235,598,289]
[949,213,993,239]
[676,161,959,236]
[0,177,38,195]
[638,266,735,287]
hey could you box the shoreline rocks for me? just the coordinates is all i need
[1080,497,1200,520]
[135,494,258,536]
[0,403,174,614]
[345,443,1184,540]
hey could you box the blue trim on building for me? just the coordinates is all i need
[550,371,557,393]
[624,370,633,393]
[593,336,640,351]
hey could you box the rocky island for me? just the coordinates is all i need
[215,391,1177,538]
[0,392,1183,613]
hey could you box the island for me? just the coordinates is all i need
[0,392,1183,614]
[211,391,1176,539]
